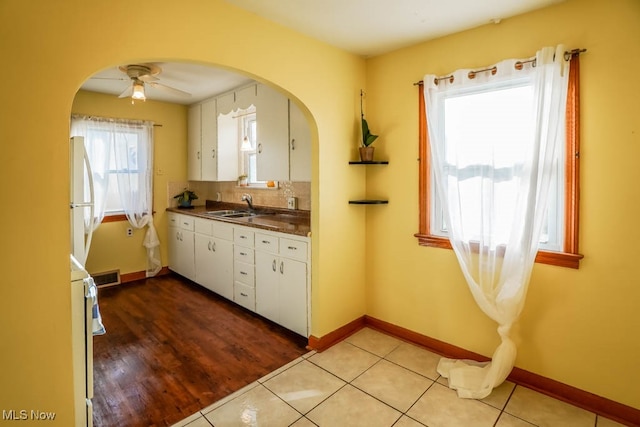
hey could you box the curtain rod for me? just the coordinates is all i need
[412,48,587,86]
[72,113,161,127]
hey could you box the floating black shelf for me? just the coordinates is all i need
[349,200,389,205]
[348,161,389,165]
[349,160,389,204]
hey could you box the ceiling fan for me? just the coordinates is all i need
[92,63,192,103]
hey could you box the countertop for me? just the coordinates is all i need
[166,201,311,237]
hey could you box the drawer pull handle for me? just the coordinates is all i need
[240,292,248,297]
[240,236,247,239]
[288,246,297,250]
[240,271,248,275]
[240,252,247,256]
[262,240,270,244]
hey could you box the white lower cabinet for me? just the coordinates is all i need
[255,232,309,336]
[168,214,310,337]
[194,218,234,300]
[233,226,256,311]
[167,213,196,281]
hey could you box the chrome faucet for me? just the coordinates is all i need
[241,193,255,211]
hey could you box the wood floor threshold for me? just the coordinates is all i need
[310,315,639,426]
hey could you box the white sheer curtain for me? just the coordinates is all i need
[423,45,569,398]
[71,115,161,277]
[70,117,111,233]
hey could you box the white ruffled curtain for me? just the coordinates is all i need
[71,115,161,277]
[423,45,569,398]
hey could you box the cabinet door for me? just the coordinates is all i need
[256,84,289,181]
[211,238,234,300]
[279,258,308,336]
[289,100,312,182]
[195,234,234,300]
[187,104,201,181]
[175,230,196,281]
[195,233,215,291]
[168,225,181,273]
[255,251,279,323]
[200,98,218,181]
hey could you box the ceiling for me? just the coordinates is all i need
[79,0,562,105]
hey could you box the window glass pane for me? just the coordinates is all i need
[433,81,562,250]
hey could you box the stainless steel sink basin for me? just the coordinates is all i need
[204,210,256,218]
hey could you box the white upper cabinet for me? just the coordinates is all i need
[255,84,289,181]
[289,100,312,182]
[200,98,218,181]
[187,104,202,181]
[187,82,311,183]
[189,98,236,181]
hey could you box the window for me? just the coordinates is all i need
[102,131,144,216]
[416,53,583,269]
[71,116,154,224]
[239,111,261,184]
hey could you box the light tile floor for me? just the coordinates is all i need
[171,328,626,427]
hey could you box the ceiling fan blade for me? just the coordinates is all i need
[118,85,133,98]
[139,74,159,83]
[90,76,129,81]
[148,82,192,98]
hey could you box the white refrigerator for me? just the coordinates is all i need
[69,136,104,427]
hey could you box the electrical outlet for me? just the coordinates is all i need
[287,197,297,210]
[126,228,133,237]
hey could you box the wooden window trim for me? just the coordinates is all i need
[415,54,583,269]
[102,214,128,223]
[101,211,156,223]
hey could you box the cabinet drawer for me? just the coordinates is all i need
[255,233,279,253]
[234,282,255,312]
[234,246,254,263]
[234,227,255,247]
[280,238,308,261]
[178,215,195,231]
[234,261,255,286]
[194,218,213,235]
[213,222,234,240]
[168,213,179,227]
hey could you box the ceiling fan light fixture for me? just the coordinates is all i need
[131,79,146,101]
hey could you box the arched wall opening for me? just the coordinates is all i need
[1,3,368,423]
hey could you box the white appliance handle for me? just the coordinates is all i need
[83,147,95,261]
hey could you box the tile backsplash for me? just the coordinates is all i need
[167,181,310,211]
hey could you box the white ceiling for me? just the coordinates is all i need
[222,0,563,57]
[79,0,562,105]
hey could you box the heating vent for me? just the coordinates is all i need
[92,270,121,287]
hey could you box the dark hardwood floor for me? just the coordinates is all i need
[92,273,309,427]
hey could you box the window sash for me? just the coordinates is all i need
[415,54,583,269]
[429,80,564,251]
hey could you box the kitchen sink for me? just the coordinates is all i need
[204,210,256,218]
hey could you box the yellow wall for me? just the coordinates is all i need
[366,0,640,410]
[0,0,366,424]
[72,90,188,275]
